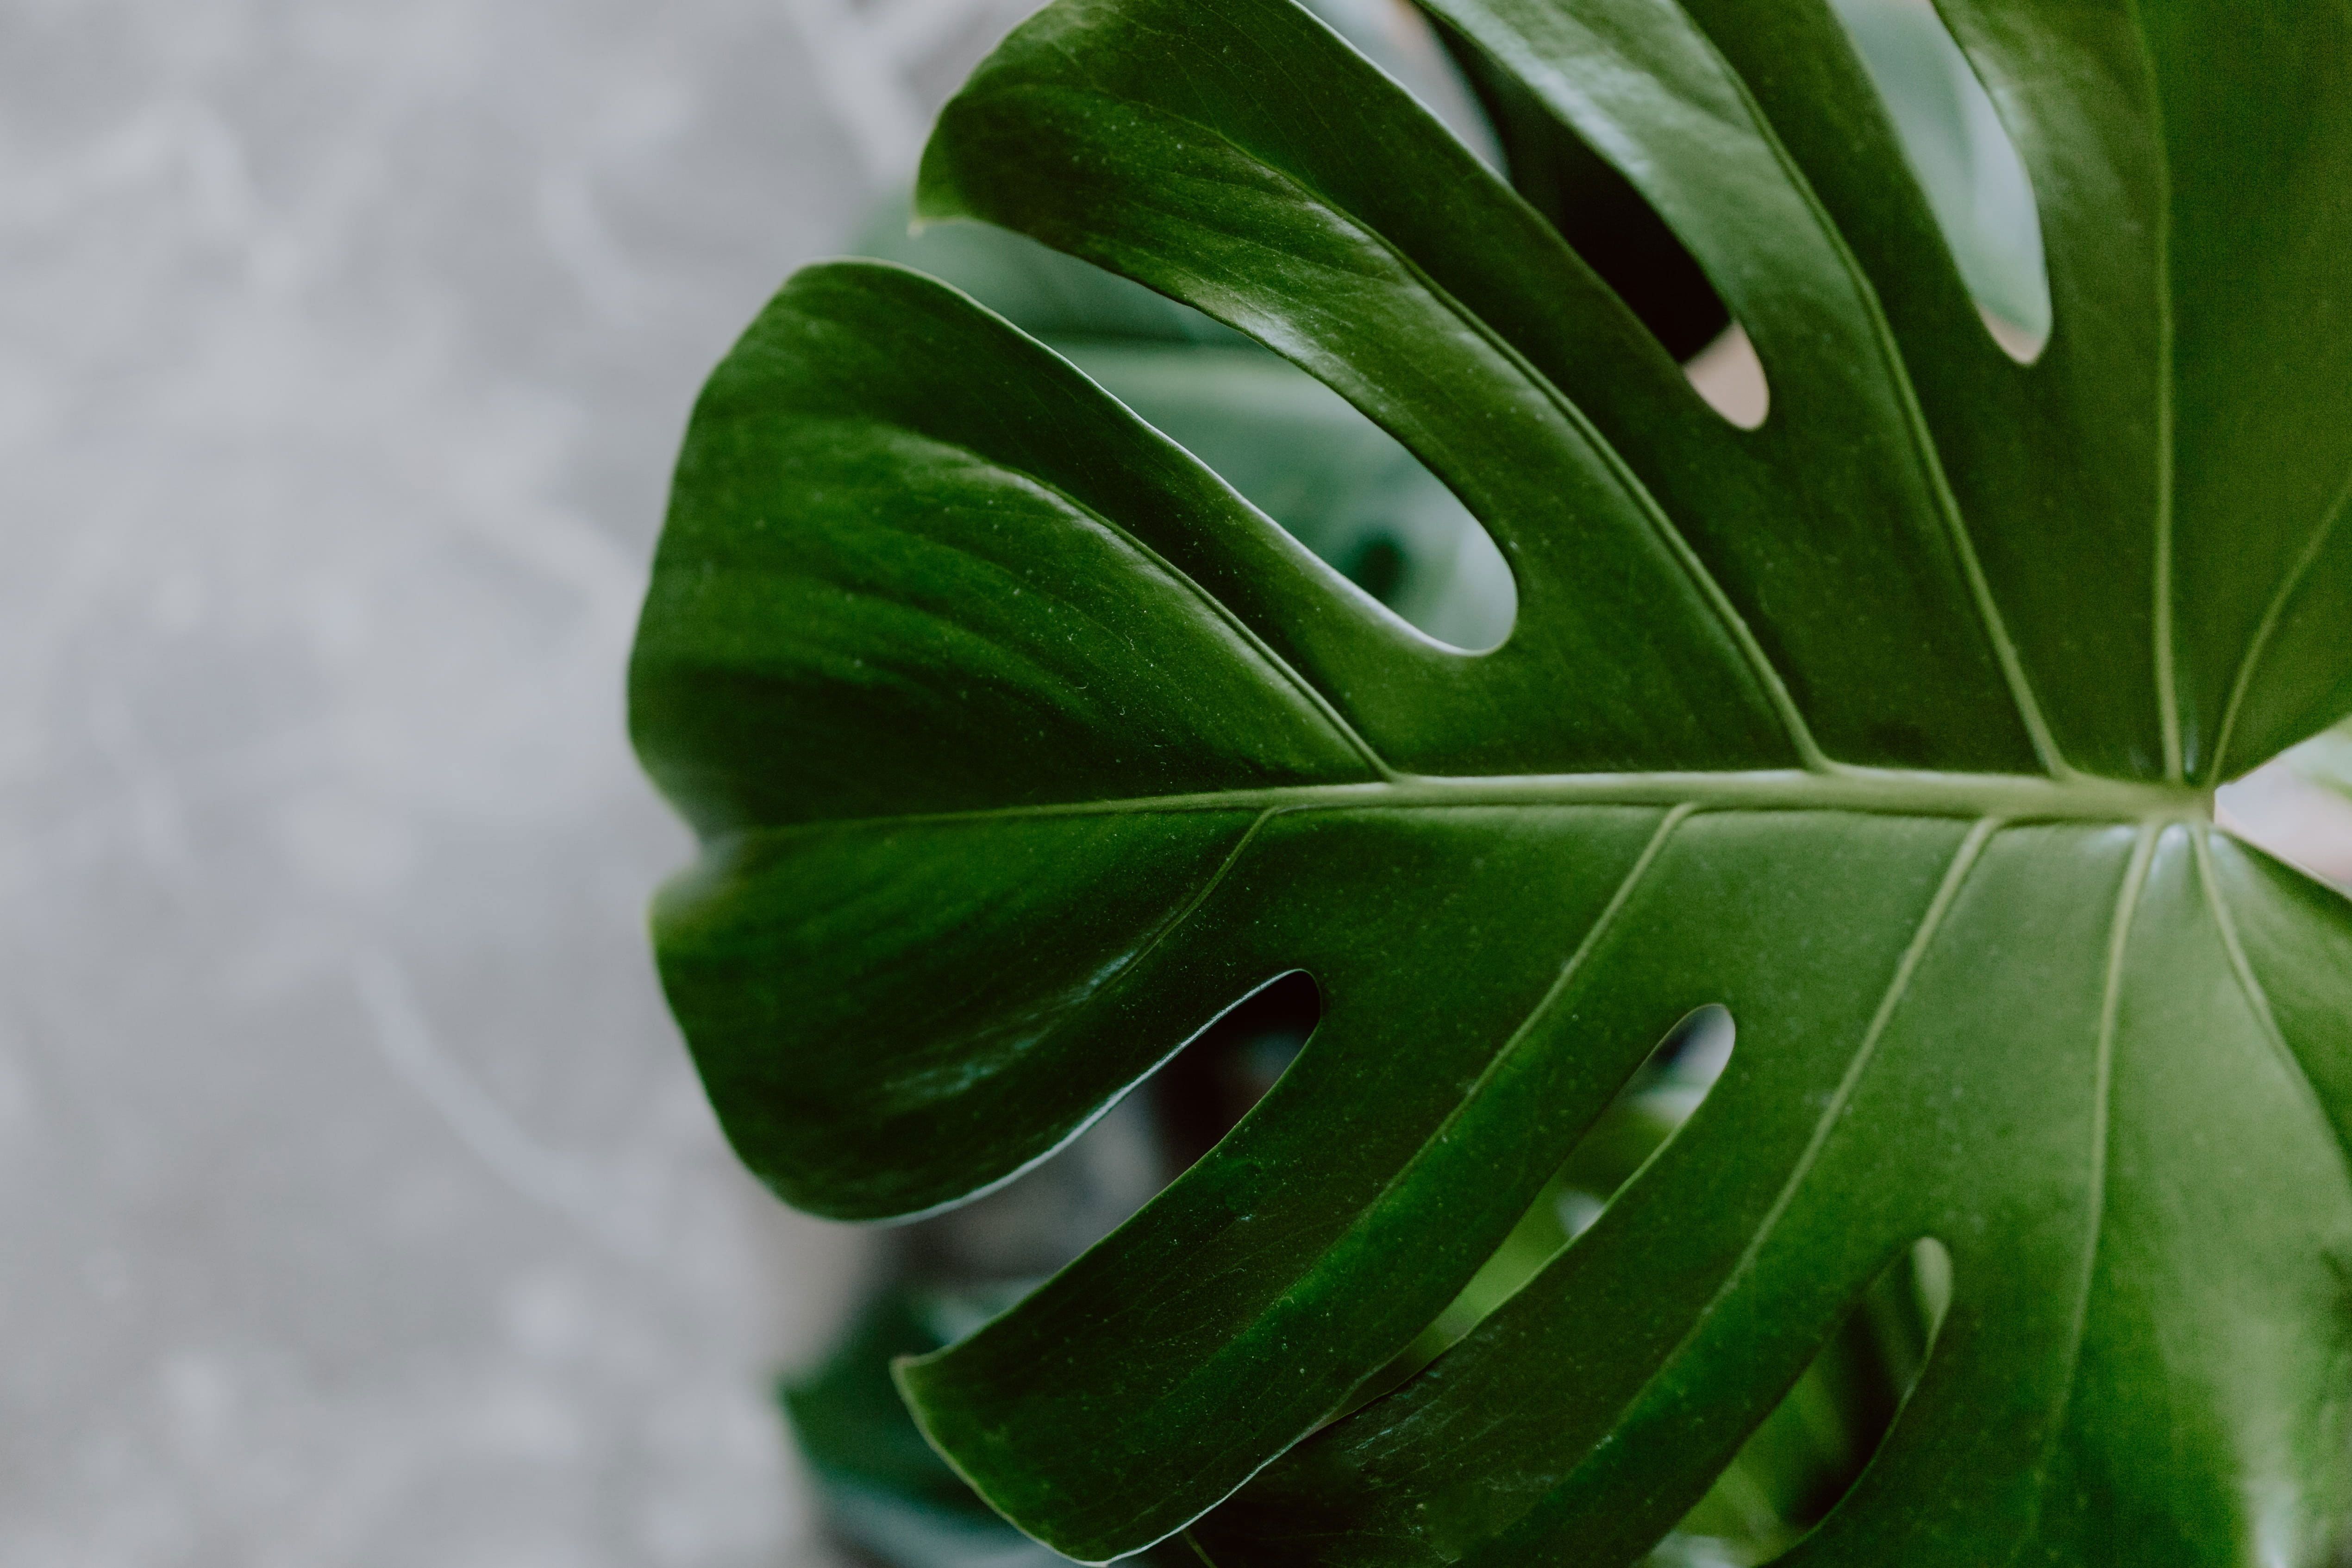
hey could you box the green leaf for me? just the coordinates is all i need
[787,1282,1207,1568]
[784,1285,1048,1566]
[629,0,2352,1562]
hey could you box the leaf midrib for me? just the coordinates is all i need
[732,768,2212,846]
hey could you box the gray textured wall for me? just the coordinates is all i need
[0,1,1030,1561]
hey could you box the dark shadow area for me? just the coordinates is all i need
[1424,6,1731,363]
[1149,970,1322,1179]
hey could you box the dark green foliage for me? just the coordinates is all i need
[633,0,2352,1562]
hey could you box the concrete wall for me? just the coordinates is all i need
[0,2,1032,1561]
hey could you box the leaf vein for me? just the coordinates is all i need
[1699,25,2069,777]
[1707,815,1999,1304]
[1529,816,1997,1543]
[2189,829,2352,1188]
[914,424,1396,780]
[2013,821,2160,1558]
[2206,463,2352,781]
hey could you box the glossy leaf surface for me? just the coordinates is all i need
[631,0,2352,1561]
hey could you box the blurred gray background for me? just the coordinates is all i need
[0,1,1039,1561]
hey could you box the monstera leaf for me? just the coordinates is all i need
[630,0,2352,1561]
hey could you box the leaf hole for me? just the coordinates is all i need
[1425,10,1733,365]
[888,973,1321,1287]
[1347,1005,1739,1407]
[1685,323,1772,431]
[1652,1236,1953,1567]
[1828,0,2052,362]
[1425,10,1774,429]
[1148,970,1323,1179]
[852,200,1517,652]
[893,1091,1173,1286]
[1060,344,1519,653]
[2216,727,2352,891]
